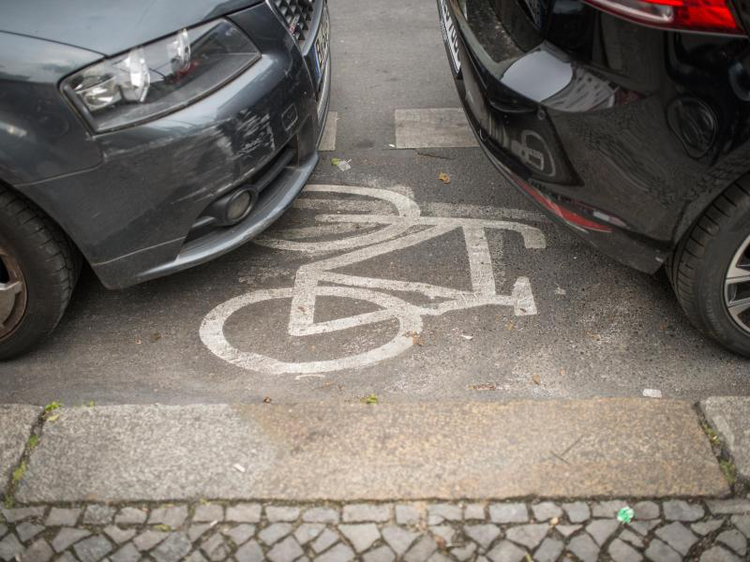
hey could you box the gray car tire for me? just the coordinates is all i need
[0,185,78,360]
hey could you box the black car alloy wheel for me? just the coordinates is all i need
[725,232,750,334]
[0,246,27,341]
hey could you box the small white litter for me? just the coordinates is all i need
[642,388,662,398]
[331,157,351,171]
[233,463,246,473]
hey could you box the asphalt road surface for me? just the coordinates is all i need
[2,0,749,405]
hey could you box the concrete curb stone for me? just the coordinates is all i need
[701,397,750,482]
[13,400,730,503]
[0,404,40,489]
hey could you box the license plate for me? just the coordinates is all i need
[439,0,461,74]
[313,5,330,84]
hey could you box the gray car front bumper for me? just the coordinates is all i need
[20,0,331,289]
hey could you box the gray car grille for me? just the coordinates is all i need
[273,0,316,43]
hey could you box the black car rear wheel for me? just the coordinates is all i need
[0,185,78,360]
[671,180,750,357]
[725,232,750,335]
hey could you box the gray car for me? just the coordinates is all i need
[0,0,331,358]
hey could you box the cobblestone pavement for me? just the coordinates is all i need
[1,498,749,562]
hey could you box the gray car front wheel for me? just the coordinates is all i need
[0,185,78,360]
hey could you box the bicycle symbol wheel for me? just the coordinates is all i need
[200,286,423,374]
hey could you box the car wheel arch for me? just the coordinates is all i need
[0,179,86,275]
[671,145,750,249]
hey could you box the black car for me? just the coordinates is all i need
[439,0,750,356]
[0,0,331,358]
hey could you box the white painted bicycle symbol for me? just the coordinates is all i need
[200,185,546,374]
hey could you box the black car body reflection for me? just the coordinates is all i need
[440,0,750,355]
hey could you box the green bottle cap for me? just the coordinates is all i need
[617,507,635,524]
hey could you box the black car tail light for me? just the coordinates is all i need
[519,182,615,233]
[583,0,743,35]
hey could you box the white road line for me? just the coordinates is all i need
[319,215,546,249]
[256,185,420,254]
[291,198,393,214]
[464,226,500,296]
[291,200,548,223]
[395,108,479,149]
[318,111,338,151]
[269,223,375,240]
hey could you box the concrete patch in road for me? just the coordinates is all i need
[17,399,728,503]
[395,108,478,148]
[701,396,750,481]
[0,405,39,488]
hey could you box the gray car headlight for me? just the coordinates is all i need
[62,20,260,133]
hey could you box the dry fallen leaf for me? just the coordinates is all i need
[263,397,272,404]
[532,374,541,385]
[405,331,424,346]
[585,330,602,342]
[438,172,451,184]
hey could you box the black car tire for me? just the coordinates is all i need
[671,180,750,357]
[0,185,78,360]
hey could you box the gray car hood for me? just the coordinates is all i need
[1,0,263,56]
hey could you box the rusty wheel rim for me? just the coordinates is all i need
[0,245,26,341]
